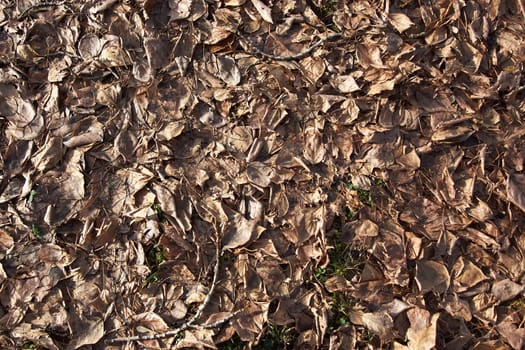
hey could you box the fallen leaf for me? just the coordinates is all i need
[405,308,439,350]
[388,13,415,33]
[415,260,450,294]
[250,0,273,23]
[507,173,525,212]
[491,279,524,302]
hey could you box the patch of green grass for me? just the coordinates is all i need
[220,336,245,350]
[343,206,355,220]
[508,297,525,310]
[255,324,296,350]
[361,329,375,342]
[27,189,37,203]
[320,0,337,20]
[22,343,36,350]
[332,292,354,322]
[31,224,43,241]
[147,245,165,266]
[151,203,167,223]
[144,245,165,286]
[317,230,367,334]
[375,178,386,187]
[144,271,159,286]
[318,230,368,282]
[347,183,373,207]
[320,0,340,32]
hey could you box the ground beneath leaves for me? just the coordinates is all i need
[0,0,525,349]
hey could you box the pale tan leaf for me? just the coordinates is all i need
[406,308,439,350]
[158,121,185,141]
[38,244,72,266]
[332,75,360,93]
[169,0,192,20]
[431,126,475,143]
[99,45,131,67]
[368,79,396,95]
[349,310,394,338]
[32,136,62,172]
[250,0,273,23]
[388,13,415,33]
[0,230,14,259]
[467,199,494,221]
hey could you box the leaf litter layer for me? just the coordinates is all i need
[0,0,524,349]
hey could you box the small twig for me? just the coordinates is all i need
[188,310,242,330]
[405,31,426,39]
[237,31,342,61]
[108,228,225,344]
[17,1,72,20]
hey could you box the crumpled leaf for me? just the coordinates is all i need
[415,260,450,294]
[331,75,360,93]
[169,0,192,20]
[349,310,394,338]
[215,55,241,86]
[222,213,265,250]
[246,161,273,187]
[507,173,525,212]
[431,126,475,143]
[32,136,63,171]
[250,0,273,23]
[491,279,524,302]
[388,13,415,33]
[65,317,104,350]
[78,33,102,59]
[405,308,439,350]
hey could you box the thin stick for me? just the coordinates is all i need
[17,1,72,20]
[108,230,224,344]
[237,31,342,61]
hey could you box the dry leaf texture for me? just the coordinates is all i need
[0,0,524,349]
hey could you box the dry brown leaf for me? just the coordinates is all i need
[405,308,439,350]
[38,244,72,266]
[368,78,396,95]
[65,317,104,350]
[250,0,273,23]
[415,260,450,294]
[491,279,524,302]
[233,300,269,342]
[388,13,415,33]
[78,33,102,59]
[496,318,525,350]
[246,161,273,187]
[169,0,192,20]
[507,173,525,212]
[349,310,394,339]
[431,126,475,143]
[222,213,264,250]
[99,45,131,67]
[215,55,241,86]
[145,38,172,70]
[0,0,523,348]
[332,75,361,93]
[453,257,488,292]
